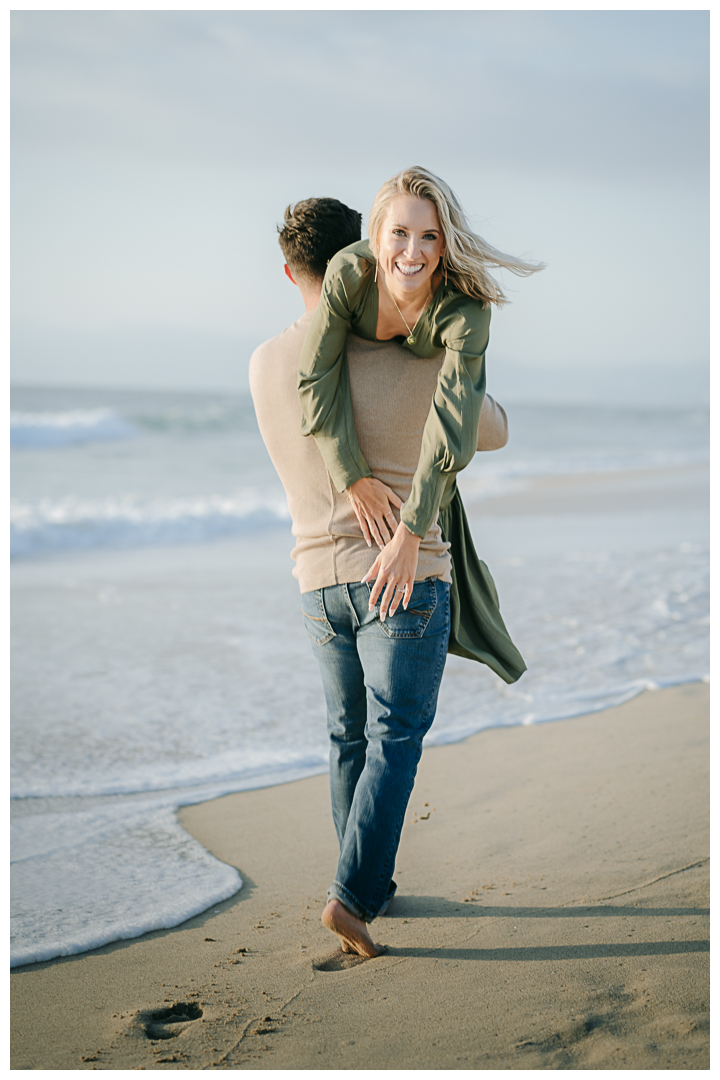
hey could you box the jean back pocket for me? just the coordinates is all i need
[367,576,438,639]
[301,589,336,646]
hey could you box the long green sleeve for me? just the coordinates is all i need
[297,245,374,491]
[402,297,490,537]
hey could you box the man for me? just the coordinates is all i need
[249,199,508,958]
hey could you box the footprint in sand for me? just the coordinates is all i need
[143,1002,203,1040]
[313,950,366,972]
[313,948,386,972]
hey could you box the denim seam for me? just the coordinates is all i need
[373,766,418,916]
[342,582,360,629]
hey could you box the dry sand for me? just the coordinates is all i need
[11,681,708,1070]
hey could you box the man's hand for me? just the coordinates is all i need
[362,523,422,621]
[347,477,403,549]
[476,394,509,451]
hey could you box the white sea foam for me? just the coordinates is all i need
[10,409,136,447]
[10,491,290,558]
[11,798,243,967]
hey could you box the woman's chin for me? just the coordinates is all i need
[390,269,432,295]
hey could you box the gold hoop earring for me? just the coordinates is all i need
[444,256,448,287]
[375,259,378,284]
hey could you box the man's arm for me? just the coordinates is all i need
[476,394,508,451]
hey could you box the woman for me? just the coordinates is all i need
[298,167,542,682]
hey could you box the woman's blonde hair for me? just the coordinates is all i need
[368,166,544,306]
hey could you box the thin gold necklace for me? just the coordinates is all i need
[384,280,432,345]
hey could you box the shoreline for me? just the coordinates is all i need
[11,681,709,1070]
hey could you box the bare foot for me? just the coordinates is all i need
[321,899,386,958]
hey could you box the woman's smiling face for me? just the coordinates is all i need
[377,195,445,297]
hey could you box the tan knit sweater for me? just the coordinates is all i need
[249,309,508,594]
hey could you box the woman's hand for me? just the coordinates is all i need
[362,523,422,621]
[347,477,403,549]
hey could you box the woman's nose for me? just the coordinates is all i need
[404,235,421,258]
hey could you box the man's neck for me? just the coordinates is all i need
[284,263,323,313]
[298,278,323,313]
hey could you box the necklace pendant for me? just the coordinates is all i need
[407,335,416,344]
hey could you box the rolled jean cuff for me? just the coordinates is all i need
[327,881,376,924]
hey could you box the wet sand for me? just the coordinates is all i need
[11,680,709,1069]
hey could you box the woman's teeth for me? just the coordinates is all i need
[396,263,423,276]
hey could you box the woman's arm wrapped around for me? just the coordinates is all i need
[401,296,491,538]
[298,246,405,548]
[297,248,373,492]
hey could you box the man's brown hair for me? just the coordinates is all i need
[278,198,362,282]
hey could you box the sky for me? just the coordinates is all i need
[10,7,710,404]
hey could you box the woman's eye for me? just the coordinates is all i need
[423,234,438,241]
[392,228,406,237]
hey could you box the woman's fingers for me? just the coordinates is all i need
[362,555,382,586]
[365,575,411,620]
[368,573,387,609]
[374,513,392,546]
[381,577,413,620]
[366,513,387,550]
[351,497,385,549]
[389,582,410,618]
[351,502,372,547]
[373,479,403,510]
[363,523,420,618]
[346,478,405,550]
[379,579,399,621]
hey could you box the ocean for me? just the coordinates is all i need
[10,385,709,968]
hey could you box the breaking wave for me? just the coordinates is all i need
[10,491,290,558]
[11,409,136,447]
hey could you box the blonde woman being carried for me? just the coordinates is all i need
[298,166,543,679]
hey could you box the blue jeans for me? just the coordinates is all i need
[302,577,450,922]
